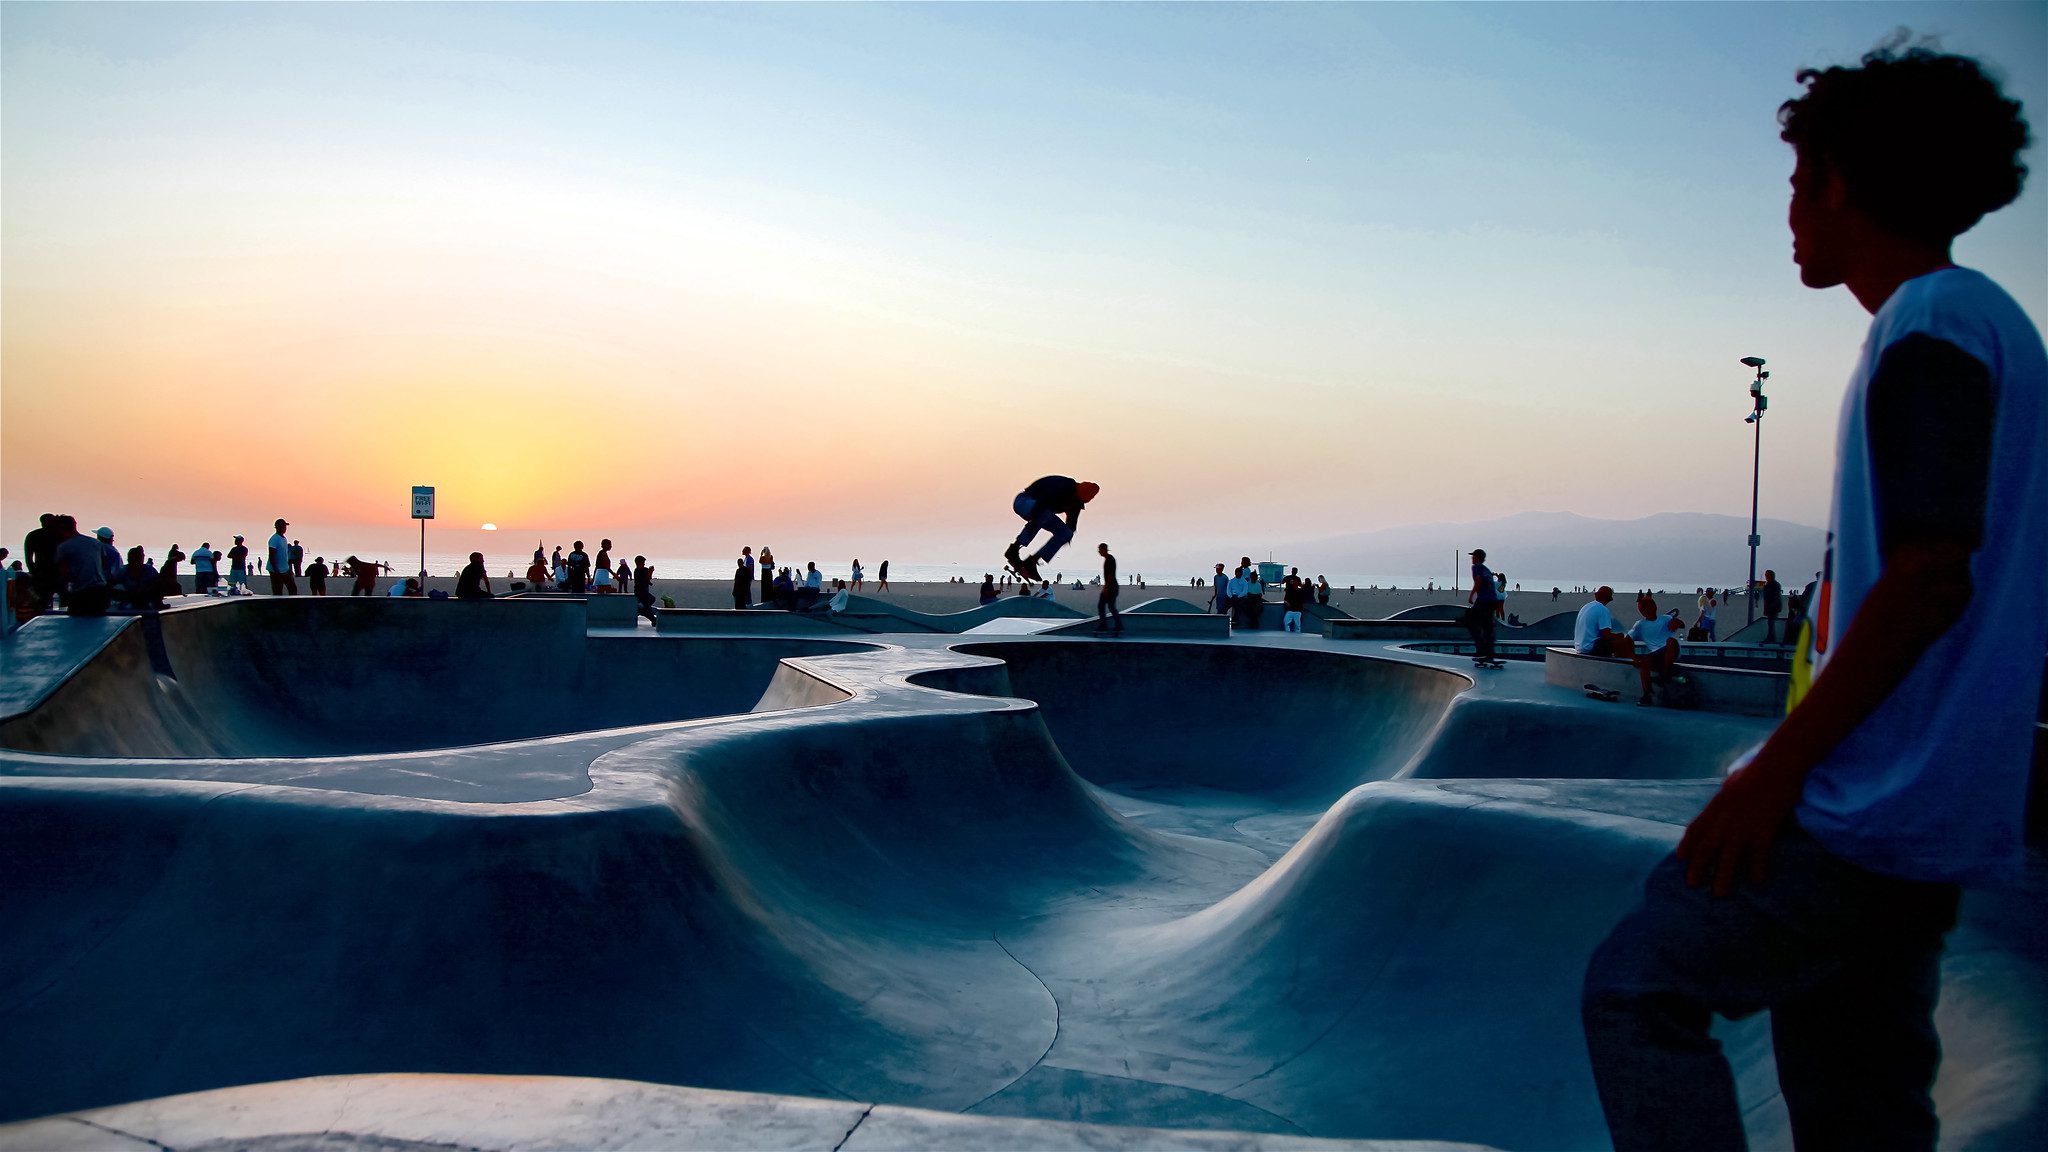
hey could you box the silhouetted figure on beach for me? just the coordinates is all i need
[877,559,889,592]
[1583,44,2046,1151]
[289,539,304,577]
[760,546,775,604]
[157,544,187,600]
[306,556,329,596]
[1005,475,1098,583]
[565,541,590,594]
[978,573,999,606]
[732,557,752,609]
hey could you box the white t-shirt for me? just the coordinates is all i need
[268,533,290,573]
[1782,267,2048,883]
[805,569,822,590]
[1628,616,1677,652]
[192,549,216,574]
[1573,600,1617,653]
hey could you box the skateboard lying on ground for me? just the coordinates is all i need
[1471,657,1507,670]
[1583,683,1622,702]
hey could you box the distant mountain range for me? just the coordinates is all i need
[1266,511,1826,588]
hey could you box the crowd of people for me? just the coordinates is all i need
[1202,559,1332,633]
[3,510,442,629]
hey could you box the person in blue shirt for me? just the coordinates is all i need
[1465,548,1500,662]
[1583,44,2045,1150]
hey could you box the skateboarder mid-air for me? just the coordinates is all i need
[1005,475,1099,582]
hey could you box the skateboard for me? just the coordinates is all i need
[1583,683,1621,702]
[1002,545,1042,584]
[1471,657,1507,670]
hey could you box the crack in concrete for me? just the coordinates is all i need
[828,1103,874,1152]
[61,1115,172,1151]
[958,930,1062,1115]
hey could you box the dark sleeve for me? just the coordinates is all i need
[1866,333,1996,559]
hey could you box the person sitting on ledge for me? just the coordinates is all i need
[771,566,797,610]
[978,573,1000,606]
[1626,596,1682,706]
[1574,586,1633,657]
[456,552,494,601]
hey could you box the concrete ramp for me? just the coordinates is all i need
[0,601,872,757]
[2,621,2042,1148]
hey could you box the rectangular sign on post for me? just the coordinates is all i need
[411,486,436,520]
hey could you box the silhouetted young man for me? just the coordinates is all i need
[1583,44,2045,1151]
[1005,475,1098,583]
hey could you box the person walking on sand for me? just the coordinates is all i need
[876,559,889,592]
[1093,543,1123,634]
[1465,548,1500,662]
[851,558,864,591]
[1583,44,2046,1151]
[266,520,297,596]
[1004,475,1099,583]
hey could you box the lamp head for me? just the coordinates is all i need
[1740,356,1766,368]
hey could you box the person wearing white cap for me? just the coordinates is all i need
[266,518,297,596]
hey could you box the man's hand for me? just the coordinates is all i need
[1677,752,1809,898]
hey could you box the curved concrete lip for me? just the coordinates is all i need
[1,608,2041,1148]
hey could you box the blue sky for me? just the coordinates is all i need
[4,2,2043,565]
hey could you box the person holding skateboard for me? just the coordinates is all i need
[1005,475,1099,582]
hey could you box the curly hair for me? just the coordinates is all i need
[1779,36,2031,246]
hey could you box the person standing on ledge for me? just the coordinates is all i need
[1004,475,1098,583]
[267,519,297,596]
[1761,569,1786,645]
[1583,42,2045,1151]
[1094,542,1123,635]
[1465,547,1500,663]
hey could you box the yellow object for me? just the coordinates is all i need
[1786,618,1814,715]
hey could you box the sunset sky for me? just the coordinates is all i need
[4,2,2043,572]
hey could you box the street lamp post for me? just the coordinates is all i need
[1740,356,1770,626]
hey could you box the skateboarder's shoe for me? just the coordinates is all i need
[1004,542,1024,570]
[1014,554,1044,582]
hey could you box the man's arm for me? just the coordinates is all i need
[1679,334,1995,895]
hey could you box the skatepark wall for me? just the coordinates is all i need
[0,602,875,757]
